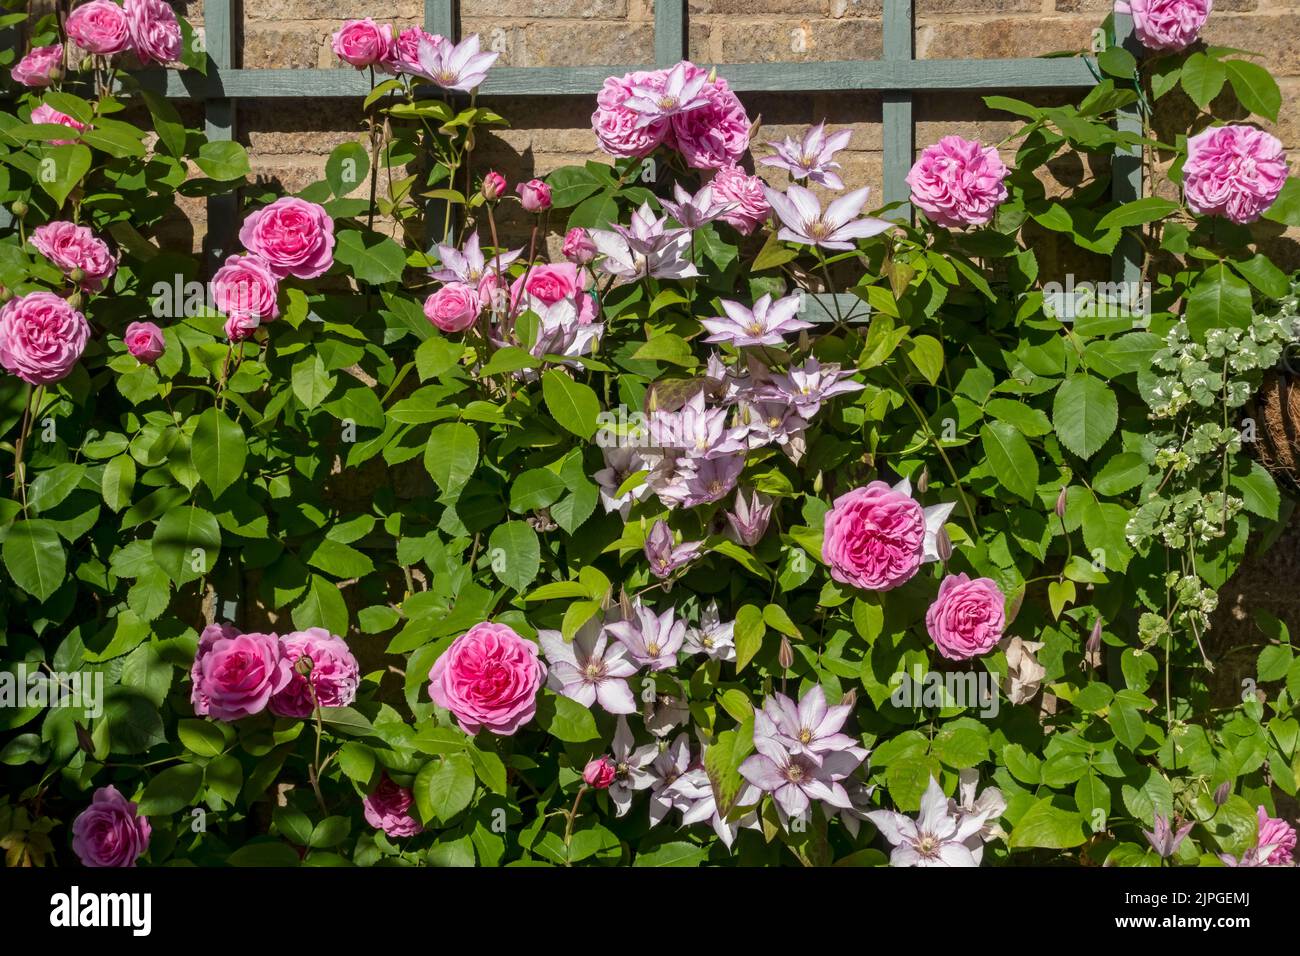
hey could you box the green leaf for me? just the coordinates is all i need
[292,574,350,637]
[334,230,406,285]
[291,353,334,410]
[542,370,601,440]
[979,421,1039,503]
[101,455,136,512]
[191,407,247,499]
[137,763,203,816]
[487,521,541,592]
[632,841,709,867]
[28,463,86,513]
[141,89,187,157]
[2,519,66,601]
[734,604,766,672]
[984,398,1052,437]
[1231,461,1280,520]
[905,335,944,385]
[1181,52,1227,109]
[1184,262,1253,340]
[326,141,370,198]
[1009,798,1086,849]
[424,422,479,495]
[1052,375,1117,460]
[540,693,600,742]
[545,165,603,207]
[1225,59,1281,121]
[152,505,221,584]
[178,719,229,758]
[1093,452,1148,496]
[36,144,92,207]
[195,141,251,181]
[1097,197,1181,231]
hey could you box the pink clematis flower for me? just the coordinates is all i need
[764,184,894,250]
[761,121,853,190]
[758,685,868,766]
[660,182,736,231]
[866,776,994,867]
[538,619,638,715]
[740,710,859,821]
[644,519,704,579]
[414,33,498,92]
[625,61,711,126]
[682,600,736,661]
[700,293,813,348]
[604,602,686,672]
[608,716,658,817]
[591,202,698,285]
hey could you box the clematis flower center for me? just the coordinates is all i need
[805,219,830,239]
[799,728,813,744]
[646,642,661,656]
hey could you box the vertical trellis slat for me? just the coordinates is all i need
[202,0,237,273]
[654,0,687,67]
[424,0,460,250]
[882,0,915,220]
[1111,11,1144,288]
[427,0,458,42]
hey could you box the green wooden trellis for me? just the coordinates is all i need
[4,0,1144,291]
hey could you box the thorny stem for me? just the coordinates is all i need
[562,784,589,862]
[307,676,329,817]
[12,384,40,509]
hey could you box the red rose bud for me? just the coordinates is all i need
[481,170,506,201]
[582,756,616,789]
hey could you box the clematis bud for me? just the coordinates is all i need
[1055,486,1068,520]
[644,519,702,579]
[916,466,929,494]
[813,471,824,495]
[840,687,857,711]
[1213,781,1231,806]
[516,178,552,213]
[481,170,506,201]
[778,636,794,671]
[935,527,953,563]
[725,487,773,547]
[1083,617,1104,669]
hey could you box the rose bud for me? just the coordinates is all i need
[582,756,616,790]
[516,178,552,213]
[562,227,597,264]
[481,170,506,201]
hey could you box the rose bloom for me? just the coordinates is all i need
[592,70,671,159]
[124,321,165,364]
[0,292,90,386]
[1256,806,1296,866]
[71,786,151,868]
[669,69,751,170]
[907,135,1009,228]
[516,178,552,213]
[385,26,443,75]
[424,282,481,333]
[563,227,597,264]
[332,18,395,69]
[211,253,280,323]
[583,756,617,789]
[1183,125,1288,225]
[428,622,546,736]
[29,103,88,145]
[11,44,62,87]
[822,481,926,591]
[29,221,118,292]
[363,775,424,837]
[925,573,1007,661]
[269,628,360,718]
[124,0,182,65]
[67,1,132,55]
[237,197,335,280]
[511,263,578,307]
[190,624,293,722]
[710,163,772,235]
[1127,0,1212,52]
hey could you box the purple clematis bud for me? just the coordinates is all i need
[1143,812,1195,859]
[1214,782,1231,807]
[1055,486,1068,520]
[725,487,774,547]
[644,519,704,579]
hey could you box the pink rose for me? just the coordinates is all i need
[514,263,577,306]
[710,163,772,235]
[516,178,552,213]
[29,103,88,145]
[11,44,63,87]
[363,775,424,837]
[331,18,395,69]
[124,321,165,364]
[428,622,546,736]
[237,198,335,280]
[592,71,671,159]
[71,786,151,868]
[225,315,260,342]
[67,1,132,56]
[583,756,616,789]
[669,69,751,171]
[822,481,926,592]
[1128,0,1211,52]
[0,292,90,385]
[190,624,293,722]
[1183,124,1288,224]
[29,221,118,292]
[563,227,597,264]
[424,282,481,333]
[124,0,182,66]
[908,135,1009,229]
[269,628,360,718]
[385,26,443,75]
[1256,806,1296,866]
[925,572,1007,661]
[211,253,281,323]
[481,170,507,200]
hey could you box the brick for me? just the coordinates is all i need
[918,0,1042,13]
[1201,15,1300,76]
[246,0,424,19]
[704,18,884,61]
[917,16,1098,58]
[461,0,629,16]
[460,19,654,65]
